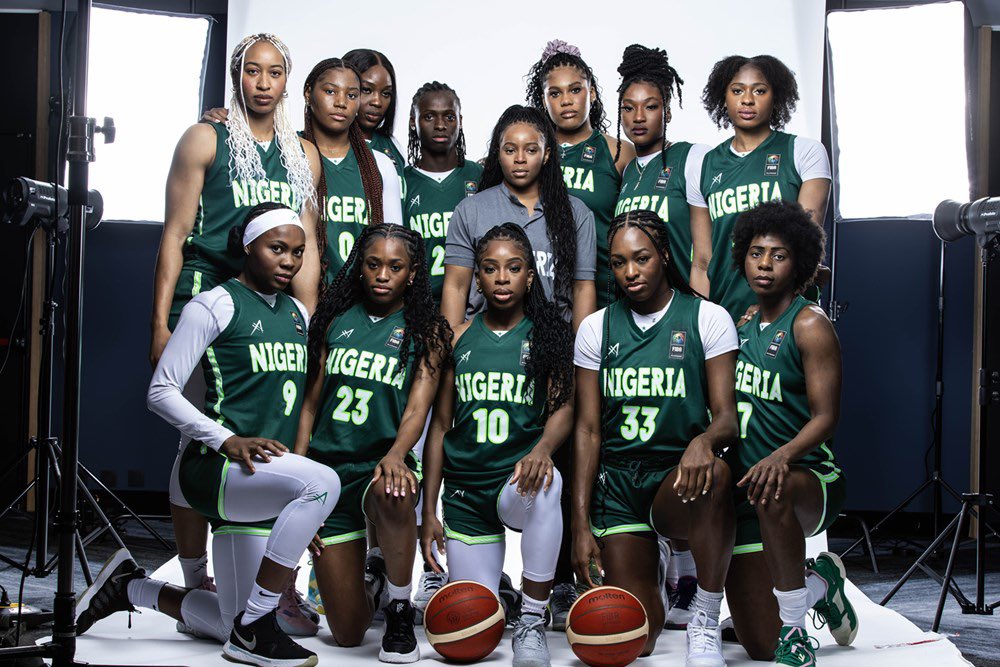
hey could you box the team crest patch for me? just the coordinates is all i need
[464,180,478,198]
[765,153,781,176]
[290,310,305,336]
[582,145,597,163]
[520,339,531,367]
[669,331,686,360]
[385,326,405,350]
[765,330,787,358]
[654,166,673,191]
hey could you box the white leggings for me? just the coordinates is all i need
[178,532,267,642]
[445,469,563,595]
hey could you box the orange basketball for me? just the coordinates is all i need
[566,586,648,667]
[424,580,505,662]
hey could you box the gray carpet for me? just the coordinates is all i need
[1,512,997,665]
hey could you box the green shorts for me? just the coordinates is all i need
[734,465,846,556]
[589,453,681,538]
[177,441,273,536]
[441,476,514,545]
[168,265,230,330]
[313,453,421,545]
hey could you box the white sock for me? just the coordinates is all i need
[522,592,548,618]
[126,577,165,611]
[805,571,828,608]
[242,582,281,625]
[178,553,208,589]
[773,587,809,628]
[385,580,412,602]
[693,586,723,622]
[674,549,697,580]
[368,546,384,561]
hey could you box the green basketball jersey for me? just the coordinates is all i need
[200,279,308,446]
[321,146,377,284]
[185,123,300,281]
[615,142,695,284]
[309,303,414,463]
[443,314,547,489]
[560,131,621,307]
[735,295,840,476]
[403,160,484,300]
[701,131,802,320]
[600,293,710,457]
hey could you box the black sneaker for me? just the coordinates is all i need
[223,610,318,667]
[75,547,145,635]
[498,572,522,626]
[365,553,388,621]
[379,599,419,663]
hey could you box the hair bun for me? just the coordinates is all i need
[542,38,581,62]
[618,43,668,78]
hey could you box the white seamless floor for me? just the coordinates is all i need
[60,533,972,666]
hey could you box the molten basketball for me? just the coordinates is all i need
[424,580,505,662]
[566,586,649,667]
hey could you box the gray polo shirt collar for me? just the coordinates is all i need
[500,183,545,224]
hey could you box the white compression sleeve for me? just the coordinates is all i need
[445,539,506,596]
[374,151,403,223]
[147,287,236,451]
[222,454,341,569]
[178,531,271,642]
[497,468,563,583]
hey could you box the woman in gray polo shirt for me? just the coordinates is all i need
[441,104,597,333]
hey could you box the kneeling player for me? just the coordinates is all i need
[725,200,855,666]
[77,205,341,667]
[573,210,738,665]
[421,224,575,667]
[295,225,451,663]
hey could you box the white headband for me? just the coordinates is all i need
[242,208,303,247]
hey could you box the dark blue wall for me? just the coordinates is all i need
[831,219,976,512]
[76,218,980,511]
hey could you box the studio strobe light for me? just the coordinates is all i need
[933,197,1000,243]
[1,176,103,231]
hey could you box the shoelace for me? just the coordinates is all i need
[809,608,829,631]
[514,615,546,649]
[419,572,448,593]
[384,603,413,643]
[552,584,576,605]
[775,631,820,661]
[687,611,719,654]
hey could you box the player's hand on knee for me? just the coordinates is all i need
[572,530,603,589]
[200,107,229,123]
[420,518,446,573]
[511,449,554,497]
[372,453,417,497]
[737,451,789,506]
[221,436,287,473]
[676,435,716,502]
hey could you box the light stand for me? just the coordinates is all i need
[840,239,976,566]
[880,232,1000,631]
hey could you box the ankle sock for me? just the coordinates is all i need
[693,586,723,621]
[178,552,208,589]
[805,571,828,607]
[126,577,165,611]
[242,582,281,625]
[773,587,809,629]
[385,580,412,602]
[521,592,548,617]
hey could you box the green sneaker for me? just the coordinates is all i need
[774,626,819,665]
[807,552,858,646]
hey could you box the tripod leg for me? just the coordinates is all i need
[75,462,172,550]
[933,502,970,632]
[843,478,933,558]
[0,480,37,521]
[75,530,93,586]
[74,475,128,551]
[881,512,960,606]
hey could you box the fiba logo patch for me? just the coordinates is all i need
[464,180,478,198]
[669,331,687,360]
[582,145,597,163]
[654,166,672,191]
[765,330,787,358]
[519,340,531,368]
[765,154,781,176]
[290,310,304,336]
[385,326,406,350]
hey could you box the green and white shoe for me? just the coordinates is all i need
[807,552,858,646]
[774,626,818,666]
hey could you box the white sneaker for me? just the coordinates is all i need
[413,570,448,624]
[686,610,726,667]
